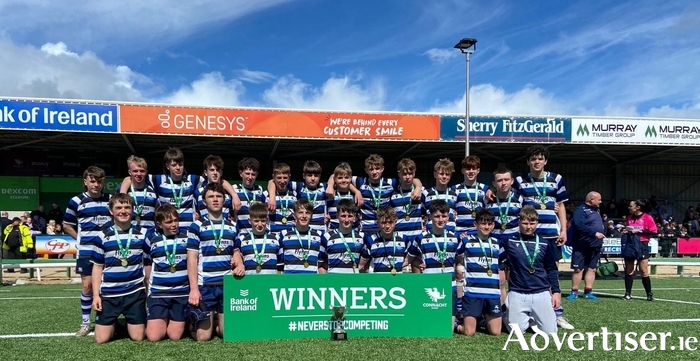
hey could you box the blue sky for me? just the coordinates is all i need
[0,0,698,118]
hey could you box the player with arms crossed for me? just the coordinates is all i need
[186,183,243,341]
[63,166,112,337]
[91,194,149,344]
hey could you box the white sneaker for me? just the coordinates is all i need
[557,317,575,330]
[75,324,91,337]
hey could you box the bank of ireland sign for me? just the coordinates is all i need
[223,274,453,341]
[440,115,571,143]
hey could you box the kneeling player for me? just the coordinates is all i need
[91,194,149,343]
[459,209,502,336]
[146,204,189,341]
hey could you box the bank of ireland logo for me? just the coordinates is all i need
[645,125,657,137]
[240,289,249,297]
[576,124,590,137]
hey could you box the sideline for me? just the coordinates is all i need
[0,332,94,339]
[594,291,700,306]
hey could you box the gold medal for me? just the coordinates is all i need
[441,263,445,271]
[487,269,493,277]
[216,248,221,254]
[404,215,410,221]
[540,204,546,210]
[170,266,176,273]
[352,263,357,269]
[391,268,397,275]
[501,224,507,230]
[256,265,262,273]
[282,217,287,223]
[304,261,309,268]
[472,211,476,218]
[135,215,141,222]
[121,259,128,267]
[529,267,536,274]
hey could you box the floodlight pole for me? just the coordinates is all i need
[455,38,477,157]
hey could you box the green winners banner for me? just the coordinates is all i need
[223,274,453,341]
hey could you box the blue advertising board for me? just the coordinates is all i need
[0,99,118,133]
[440,115,571,143]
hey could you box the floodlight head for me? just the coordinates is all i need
[454,38,478,53]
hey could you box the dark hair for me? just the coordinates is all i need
[337,199,357,215]
[525,145,549,161]
[631,199,652,214]
[475,209,495,224]
[429,199,450,215]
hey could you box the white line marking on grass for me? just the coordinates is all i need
[62,288,81,291]
[0,296,76,300]
[595,292,700,305]
[595,288,700,291]
[629,319,700,323]
[0,332,93,339]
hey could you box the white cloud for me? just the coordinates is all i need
[158,72,245,106]
[423,48,458,64]
[645,102,700,119]
[429,84,571,116]
[0,0,296,52]
[236,69,276,84]
[262,74,387,111]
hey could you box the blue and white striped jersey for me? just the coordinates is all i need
[233,183,266,235]
[195,180,232,221]
[514,172,568,240]
[422,187,458,232]
[278,227,326,274]
[297,183,328,233]
[408,231,462,276]
[92,225,149,298]
[485,190,524,243]
[360,233,409,273]
[265,182,299,233]
[64,192,112,260]
[453,182,489,234]
[326,190,359,230]
[391,186,423,241]
[235,232,281,275]
[149,174,202,233]
[126,184,159,235]
[324,229,364,274]
[353,176,399,234]
[146,230,189,298]
[462,234,501,299]
[187,218,237,286]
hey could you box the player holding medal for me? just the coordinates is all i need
[234,203,282,275]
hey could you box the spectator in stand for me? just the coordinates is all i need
[605,199,618,218]
[606,220,621,238]
[47,203,64,226]
[30,205,48,234]
[3,217,34,273]
[22,214,42,236]
[46,220,56,235]
[658,200,672,220]
[1,212,10,231]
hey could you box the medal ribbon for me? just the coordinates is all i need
[517,235,540,271]
[399,185,414,218]
[431,232,448,264]
[209,219,225,250]
[464,182,479,212]
[368,179,384,208]
[497,191,512,226]
[113,226,133,261]
[161,234,177,267]
[384,233,397,269]
[338,230,358,267]
[306,187,319,208]
[280,189,290,221]
[129,184,145,216]
[476,236,493,271]
[241,185,258,206]
[335,190,354,200]
[294,228,310,262]
[529,172,549,205]
[251,233,267,265]
[168,177,184,208]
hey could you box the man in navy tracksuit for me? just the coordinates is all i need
[500,206,560,334]
[567,191,605,300]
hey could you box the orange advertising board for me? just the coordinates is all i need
[119,105,440,141]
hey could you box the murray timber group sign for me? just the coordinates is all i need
[439,115,572,143]
[223,274,453,341]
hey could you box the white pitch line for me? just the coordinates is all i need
[0,332,93,339]
[629,319,700,323]
[594,288,700,291]
[0,296,76,300]
[594,292,700,306]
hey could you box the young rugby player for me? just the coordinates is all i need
[195,155,233,221]
[405,199,462,276]
[233,157,266,236]
[266,163,298,233]
[453,156,488,236]
[124,156,159,235]
[234,202,282,275]
[145,204,189,342]
[323,199,364,273]
[268,161,328,233]
[63,166,112,337]
[186,183,243,341]
[357,207,408,274]
[91,193,149,343]
[391,158,423,245]
[499,206,561,335]
[278,199,327,274]
[326,162,358,231]
[423,158,458,233]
